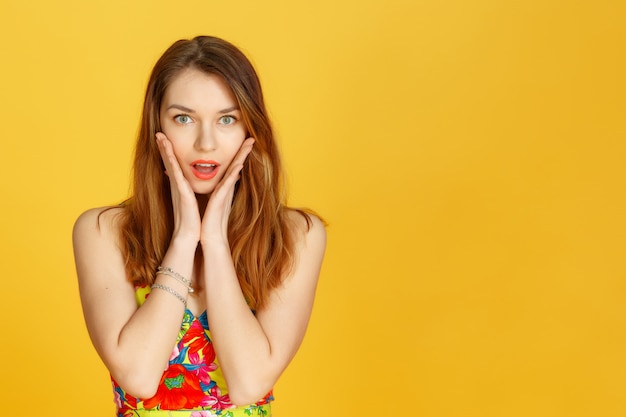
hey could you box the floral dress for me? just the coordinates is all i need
[112,285,273,417]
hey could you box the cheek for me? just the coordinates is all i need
[161,122,181,142]
[160,115,188,139]
[233,126,247,144]
[229,134,247,155]
[162,127,192,154]
[164,137,189,168]
[222,128,246,148]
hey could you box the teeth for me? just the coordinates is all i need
[195,163,216,168]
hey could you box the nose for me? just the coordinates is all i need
[194,123,217,151]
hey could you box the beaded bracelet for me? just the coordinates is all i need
[151,283,187,306]
[156,266,194,293]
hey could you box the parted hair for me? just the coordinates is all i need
[118,35,310,310]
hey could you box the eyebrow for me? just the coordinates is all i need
[166,104,240,114]
[166,104,195,113]
[217,105,240,114]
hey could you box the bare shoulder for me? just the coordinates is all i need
[73,206,124,243]
[73,206,128,288]
[279,208,326,289]
[285,208,327,250]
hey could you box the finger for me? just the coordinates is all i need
[155,132,173,171]
[221,163,245,190]
[155,133,170,177]
[156,133,194,194]
[234,137,255,166]
[203,138,253,215]
[221,138,255,181]
[156,133,184,180]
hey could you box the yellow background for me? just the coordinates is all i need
[1,0,625,416]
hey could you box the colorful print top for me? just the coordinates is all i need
[111,285,273,417]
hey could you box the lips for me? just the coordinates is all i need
[191,160,220,180]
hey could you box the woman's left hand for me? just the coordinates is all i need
[200,137,255,244]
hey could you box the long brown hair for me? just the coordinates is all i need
[119,36,309,310]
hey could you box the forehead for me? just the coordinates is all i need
[162,68,237,109]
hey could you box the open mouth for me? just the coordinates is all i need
[191,160,220,180]
[193,163,216,174]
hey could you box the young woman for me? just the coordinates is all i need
[73,36,326,417]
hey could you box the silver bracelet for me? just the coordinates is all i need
[151,283,187,306]
[157,266,194,293]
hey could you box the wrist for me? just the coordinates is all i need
[162,237,198,276]
[200,238,231,254]
[169,235,199,252]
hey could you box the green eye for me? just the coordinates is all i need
[174,115,192,124]
[220,115,236,125]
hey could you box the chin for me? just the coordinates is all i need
[192,187,216,196]
[186,177,218,195]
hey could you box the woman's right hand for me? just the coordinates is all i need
[156,132,201,244]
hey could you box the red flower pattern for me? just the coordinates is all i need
[142,364,206,410]
[111,287,273,416]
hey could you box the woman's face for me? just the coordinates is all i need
[159,67,246,195]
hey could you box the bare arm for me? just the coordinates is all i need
[73,207,198,399]
[201,213,326,405]
[154,132,327,405]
